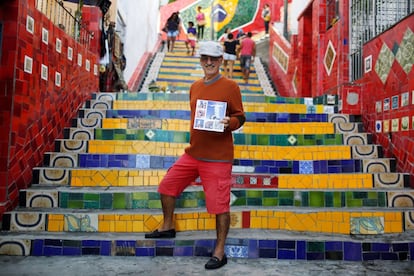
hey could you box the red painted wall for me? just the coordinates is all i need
[360,15,414,177]
[267,0,413,181]
[0,0,99,218]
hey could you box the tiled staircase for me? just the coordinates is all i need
[1,41,413,261]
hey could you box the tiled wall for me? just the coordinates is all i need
[267,1,413,182]
[0,0,99,217]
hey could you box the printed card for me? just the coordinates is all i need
[194,99,227,132]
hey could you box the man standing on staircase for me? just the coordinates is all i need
[239,32,256,84]
[145,40,245,270]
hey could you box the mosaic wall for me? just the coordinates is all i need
[0,0,99,217]
[266,0,413,178]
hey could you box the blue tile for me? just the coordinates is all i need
[371,242,390,252]
[45,239,63,246]
[278,249,295,259]
[392,243,409,252]
[174,246,194,256]
[278,240,295,249]
[44,247,63,256]
[155,240,174,247]
[248,240,259,258]
[31,240,44,256]
[101,241,112,256]
[136,248,155,257]
[82,248,100,255]
[363,252,380,261]
[259,248,276,258]
[306,252,324,260]
[63,247,82,256]
[259,240,277,248]
[82,240,101,247]
[344,242,362,261]
[325,241,343,251]
[381,252,399,260]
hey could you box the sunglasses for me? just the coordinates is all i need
[200,55,221,62]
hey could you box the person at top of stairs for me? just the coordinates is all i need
[164,12,180,52]
[145,40,246,270]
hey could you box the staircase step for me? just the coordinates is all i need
[19,186,414,210]
[31,166,410,189]
[43,152,397,173]
[0,229,413,260]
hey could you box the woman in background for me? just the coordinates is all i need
[196,6,206,40]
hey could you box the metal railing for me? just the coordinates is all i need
[35,0,93,47]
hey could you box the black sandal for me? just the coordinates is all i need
[144,229,176,239]
[204,254,227,270]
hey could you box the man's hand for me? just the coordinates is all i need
[221,116,230,128]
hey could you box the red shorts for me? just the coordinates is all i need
[186,39,196,48]
[158,153,232,214]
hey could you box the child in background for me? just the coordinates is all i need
[185,21,197,55]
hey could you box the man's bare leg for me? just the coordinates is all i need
[160,194,176,230]
[212,212,230,259]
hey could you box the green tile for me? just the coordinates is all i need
[263,198,277,206]
[307,241,324,252]
[84,201,100,209]
[68,200,84,209]
[279,198,294,206]
[175,240,195,246]
[60,193,68,207]
[113,193,127,209]
[182,199,198,208]
[132,192,149,200]
[301,192,309,206]
[309,192,324,207]
[246,190,262,198]
[278,191,293,198]
[232,197,246,206]
[148,200,162,209]
[247,198,262,206]
[132,200,148,209]
[68,193,83,200]
[325,192,333,207]
[148,192,160,200]
[333,192,343,207]
[347,199,362,207]
[84,193,99,201]
[100,193,113,209]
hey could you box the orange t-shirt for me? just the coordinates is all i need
[185,76,245,162]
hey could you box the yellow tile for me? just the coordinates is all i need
[204,218,216,230]
[115,221,127,232]
[186,219,198,230]
[250,217,261,228]
[268,218,280,229]
[197,219,205,230]
[99,221,111,232]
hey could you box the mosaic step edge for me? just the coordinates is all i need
[31,168,410,189]
[63,128,371,146]
[1,208,413,235]
[19,187,414,209]
[0,230,413,260]
[90,92,338,106]
[54,139,383,160]
[74,111,353,124]
[43,152,397,174]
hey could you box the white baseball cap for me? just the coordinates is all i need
[198,41,223,57]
